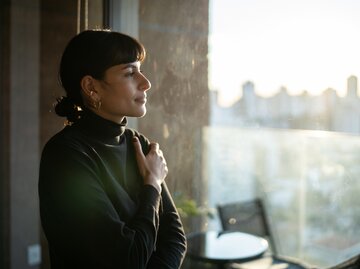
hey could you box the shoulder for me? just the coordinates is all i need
[41,125,91,159]
[40,126,100,178]
[124,128,151,154]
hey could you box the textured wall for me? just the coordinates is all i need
[40,1,78,149]
[139,0,210,231]
[8,0,40,268]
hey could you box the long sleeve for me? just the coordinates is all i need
[136,134,187,269]
[39,139,161,269]
[146,183,187,269]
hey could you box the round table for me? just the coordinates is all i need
[186,231,269,268]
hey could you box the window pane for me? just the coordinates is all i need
[208,0,360,267]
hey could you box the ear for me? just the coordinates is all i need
[80,75,100,101]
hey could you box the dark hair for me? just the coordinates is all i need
[55,29,146,123]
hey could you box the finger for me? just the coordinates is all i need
[133,137,146,163]
[150,142,159,152]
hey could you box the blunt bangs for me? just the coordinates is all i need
[100,32,146,72]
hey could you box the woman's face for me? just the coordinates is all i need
[93,61,151,123]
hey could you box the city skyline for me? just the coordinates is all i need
[209,0,360,107]
[211,74,359,108]
[210,75,360,134]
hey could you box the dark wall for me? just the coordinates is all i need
[0,0,41,268]
[0,1,78,268]
[0,0,11,268]
[40,0,77,148]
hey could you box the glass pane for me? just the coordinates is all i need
[207,0,360,267]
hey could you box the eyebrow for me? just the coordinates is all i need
[121,63,140,70]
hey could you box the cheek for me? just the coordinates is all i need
[106,90,132,106]
[100,82,134,106]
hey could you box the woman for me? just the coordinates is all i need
[38,29,187,269]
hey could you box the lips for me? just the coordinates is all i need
[135,96,147,104]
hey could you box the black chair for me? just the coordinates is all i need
[327,254,360,269]
[217,198,312,269]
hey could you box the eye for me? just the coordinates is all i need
[125,71,135,77]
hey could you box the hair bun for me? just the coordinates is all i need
[54,96,81,123]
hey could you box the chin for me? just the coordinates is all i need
[132,109,147,118]
[138,112,147,118]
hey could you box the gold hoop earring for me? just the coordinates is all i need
[93,100,101,110]
[89,91,101,110]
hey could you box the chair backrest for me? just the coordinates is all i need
[328,254,360,269]
[217,198,278,255]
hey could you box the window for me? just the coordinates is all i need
[205,0,360,267]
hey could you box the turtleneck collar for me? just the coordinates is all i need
[75,108,127,145]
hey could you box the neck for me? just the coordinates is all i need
[76,108,127,145]
[87,107,125,124]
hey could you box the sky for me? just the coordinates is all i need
[209,0,360,106]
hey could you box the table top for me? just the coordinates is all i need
[186,231,269,264]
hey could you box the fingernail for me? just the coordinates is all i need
[133,137,138,142]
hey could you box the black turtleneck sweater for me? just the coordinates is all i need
[38,111,187,269]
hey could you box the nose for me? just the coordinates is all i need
[139,72,151,92]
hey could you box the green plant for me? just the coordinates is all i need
[174,193,215,219]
